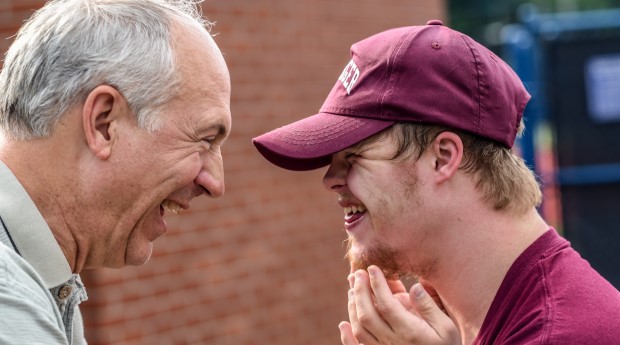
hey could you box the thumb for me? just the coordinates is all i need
[410,283,459,341]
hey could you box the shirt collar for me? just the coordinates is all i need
[0,159,73,288]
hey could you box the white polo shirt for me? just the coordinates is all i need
[0,160,88,345]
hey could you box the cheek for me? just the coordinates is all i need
[186,155,204,181]
[373,180,419,238]
[167,152,203,185]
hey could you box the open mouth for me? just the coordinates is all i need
[160,200,182,216]
[344,204,367,225]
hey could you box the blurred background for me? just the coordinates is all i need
[0,0,618,344]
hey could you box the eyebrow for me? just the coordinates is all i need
[198,120,229,142]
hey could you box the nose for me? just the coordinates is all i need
[194,151,225,198]
[322,153,349,192]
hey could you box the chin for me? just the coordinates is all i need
[124,242,154,266]
[346,242,405,279]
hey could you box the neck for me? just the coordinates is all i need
[421,208,549,344]
[0,130,86,273]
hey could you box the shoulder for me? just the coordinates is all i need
[539,244,620,344]
[0,243,67,344]
[478,231,620,345]
[1,242,47,290]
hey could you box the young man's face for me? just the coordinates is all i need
[322,129,439,279]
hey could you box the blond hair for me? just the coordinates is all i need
[390,122,542,214]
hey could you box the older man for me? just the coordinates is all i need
[253,21,620,345]
[0,0,230,344]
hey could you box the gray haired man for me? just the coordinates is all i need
[0,1,231,343]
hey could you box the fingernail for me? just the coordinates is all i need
[367,266,376,277]
[413,283,425,299]
[348,289,354,298]
[347,274,355,288]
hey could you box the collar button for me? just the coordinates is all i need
[58,285,72,299]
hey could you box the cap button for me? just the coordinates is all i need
[426,19,443,26]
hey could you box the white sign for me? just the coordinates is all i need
[585,53,620,123]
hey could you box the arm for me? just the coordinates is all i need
[340,265,460,345]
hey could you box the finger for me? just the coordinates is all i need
[410,283,460,341]
[352,270,382,343]
[348,288,359,325]
[367,266,410,326]
[347,287,375,344]
[368,267,439,342]
[339,321,361,345]
[386,278,407,294]
[420,280,446,313]
[385,278,413,312]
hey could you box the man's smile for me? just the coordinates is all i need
[340,201,367,229]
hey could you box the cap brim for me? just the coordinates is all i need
[253,113,395,171]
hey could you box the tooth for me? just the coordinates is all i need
[353,206,359,213]
[343,208,348,215]
[162,200,181,215]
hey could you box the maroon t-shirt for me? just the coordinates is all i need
[474,229,620,345]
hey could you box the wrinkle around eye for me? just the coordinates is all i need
[345,153,358,165]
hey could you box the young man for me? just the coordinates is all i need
[0,1,230,344]
[253,20,620,345]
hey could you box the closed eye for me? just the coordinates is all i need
[345,152,358,164]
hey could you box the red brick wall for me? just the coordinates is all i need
[0,1,445,344]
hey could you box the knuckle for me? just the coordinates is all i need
[418,298,435,313]
[374,301,397,320]
[351,324,365,339]
[374,300,390,314]
[400,327,417,342]
[357,312,372,325]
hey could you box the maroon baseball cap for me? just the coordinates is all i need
[253,20,531,171]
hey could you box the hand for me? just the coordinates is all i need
[339,266,460,345]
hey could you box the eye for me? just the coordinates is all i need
[345,152,357,164]
[201,136,217,149]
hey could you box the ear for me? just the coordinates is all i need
[430,131,463,184]
[82,85,127,160]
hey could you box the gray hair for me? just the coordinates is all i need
[0,0,212,139]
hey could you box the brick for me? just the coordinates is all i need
[0,0,445,344]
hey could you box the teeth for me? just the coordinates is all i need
[161,200,182,215]
[343,205,366,215]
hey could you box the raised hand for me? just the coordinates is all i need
[339,266,461,345]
